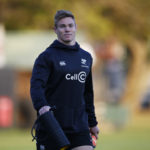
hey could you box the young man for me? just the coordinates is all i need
[30,10,99,150]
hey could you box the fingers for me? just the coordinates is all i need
[94,133,98,139]
[39,106,51,115]
[90,126,100,139]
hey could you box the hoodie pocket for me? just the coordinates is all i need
[54,105,88,131]
[54,107,74,130]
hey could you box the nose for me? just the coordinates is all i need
[65,26,70,32]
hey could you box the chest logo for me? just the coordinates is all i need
[59,61,66,66]
[81,58,87,65]
[81,58,89,68]
[65,71,86,83]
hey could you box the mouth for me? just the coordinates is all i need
[64,34,72,36]
[64,34,72,39]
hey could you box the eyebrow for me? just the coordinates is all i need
[59,23,74,26]
[58,23,75,28]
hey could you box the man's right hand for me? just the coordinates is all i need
[39,106,51,115]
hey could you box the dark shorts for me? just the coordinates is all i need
[36,129,93,150]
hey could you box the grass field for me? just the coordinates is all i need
[0,112,150,150]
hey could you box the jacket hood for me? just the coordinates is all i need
[50,40,80,51]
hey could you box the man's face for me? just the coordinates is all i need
[54,17,76,45]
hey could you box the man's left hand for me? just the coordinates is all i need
[90,125,99,139]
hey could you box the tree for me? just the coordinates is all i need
[74,0,150,104]
[68,0,150,105]
[1,0,150,104]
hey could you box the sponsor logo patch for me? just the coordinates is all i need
[65,71,86,83]
[59,61,66,66]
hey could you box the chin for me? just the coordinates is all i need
[63,39,72,43]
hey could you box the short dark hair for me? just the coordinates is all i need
[54,10,75,27]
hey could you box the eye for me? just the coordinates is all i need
[69,24,74,28]
[59,24,66,28]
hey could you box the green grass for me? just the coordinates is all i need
[0,129,35,150]
[96,126,150,150]
[0,114,150,150]
[96,112,150,150]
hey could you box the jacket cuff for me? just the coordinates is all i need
[34,101,49,112]
[88,119,98,128]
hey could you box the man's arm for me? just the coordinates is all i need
[30,52,51,113]
[84,69,99,138]
[84,70,97,126]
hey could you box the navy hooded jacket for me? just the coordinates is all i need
[30,40,98,133]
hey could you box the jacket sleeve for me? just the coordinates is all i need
[84,59,98,127]
[30,52,51,111]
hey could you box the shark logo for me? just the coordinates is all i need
[81,58,87,65]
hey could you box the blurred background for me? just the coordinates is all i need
[0,0,150,150]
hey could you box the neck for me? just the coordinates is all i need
[58,39,76,46]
